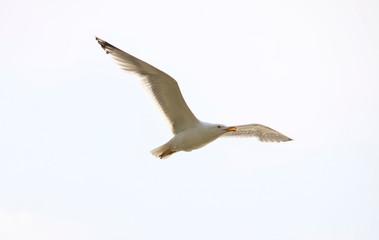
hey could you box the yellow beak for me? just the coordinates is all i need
[226,126,238,132]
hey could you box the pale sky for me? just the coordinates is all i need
[0,0,378,239]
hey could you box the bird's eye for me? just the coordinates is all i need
[217,126,221,128]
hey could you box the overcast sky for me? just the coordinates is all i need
[1,0,378,239]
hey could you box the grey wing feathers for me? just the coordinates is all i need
[96,37,199,134]
[223,124,292,142]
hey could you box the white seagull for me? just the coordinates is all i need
[96,37,292,159]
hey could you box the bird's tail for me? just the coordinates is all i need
[151,143,176,159]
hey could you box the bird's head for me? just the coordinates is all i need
[210,123,238,134]
[198,122,238,140]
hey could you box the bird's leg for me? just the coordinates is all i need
[159,150,177,159]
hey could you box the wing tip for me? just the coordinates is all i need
[259,135,293,143]
[95,36,111,54]
[279,136,293,142]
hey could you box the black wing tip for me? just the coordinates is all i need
[95,36,111,54]
[280,136,293,142]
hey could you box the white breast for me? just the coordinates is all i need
[169,124,221,152]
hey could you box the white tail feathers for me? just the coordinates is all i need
[150,143,176,159]
[151,145,166,158]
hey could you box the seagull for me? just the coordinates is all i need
[96,37,292,159]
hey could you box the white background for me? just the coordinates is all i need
[0,0,378,239]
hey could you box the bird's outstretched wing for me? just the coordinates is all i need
[96,37,199,134]
[223,124,292,142]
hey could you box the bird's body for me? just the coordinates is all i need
[151,122,235,158]
[96,37,292,159]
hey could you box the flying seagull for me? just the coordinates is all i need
[96,37,292,159]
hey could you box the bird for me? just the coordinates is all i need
[95,37,292,159]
